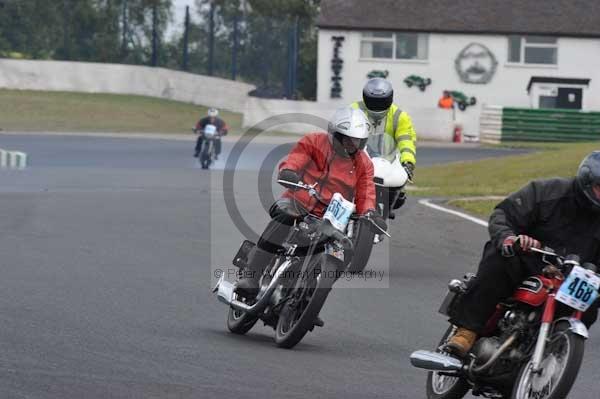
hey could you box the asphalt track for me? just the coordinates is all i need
[0,134,597,399]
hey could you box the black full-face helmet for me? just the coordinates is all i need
[576,151,600,210]
[362,78,393,121]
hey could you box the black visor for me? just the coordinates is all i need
[363,91,393,111]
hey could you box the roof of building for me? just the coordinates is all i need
[527,77,591,92]
[317,0,600,38]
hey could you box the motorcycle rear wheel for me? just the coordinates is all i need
[274,256,338,349]
[511,321,584,399]
[426,325,470,399]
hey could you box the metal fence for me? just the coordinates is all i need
[177,7,316,100]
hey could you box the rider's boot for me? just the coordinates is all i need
[235,247,273,299]
[446,327,477,357]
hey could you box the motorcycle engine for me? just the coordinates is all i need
[472,337,502,365]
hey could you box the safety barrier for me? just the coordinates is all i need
[0,149,27,169]
[479,105,503,144]
[0,59,255,113]
[479,105,600,143]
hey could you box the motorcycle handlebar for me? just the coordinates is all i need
[530,246,599,274]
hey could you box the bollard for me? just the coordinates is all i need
[9,151,27,169]
[452,123,463,143]
[0,149,27,169]
[0,149,7,168]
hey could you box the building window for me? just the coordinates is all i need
[361,32,428,60]
[508,36,557,65]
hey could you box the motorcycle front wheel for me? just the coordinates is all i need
[227,305,259,335]
[200,142,212,169]
[274,255,338,349]
[511,321,585,399]
[426,325,470,399]
[346,218,375,274]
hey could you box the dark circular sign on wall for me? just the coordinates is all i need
[455,43,498,84]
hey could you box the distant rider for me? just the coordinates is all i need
[194,108,228,159]
[351,78,417,211]
[235,107,387,305]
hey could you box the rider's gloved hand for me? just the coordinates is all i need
[365,209,387,233]
[402,162,415,181]
[518,234,541,252]
[278,169,300,185]
[501,234,541,257]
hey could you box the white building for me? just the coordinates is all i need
[316,0,600,140]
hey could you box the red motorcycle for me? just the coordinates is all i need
[411,245,599,399]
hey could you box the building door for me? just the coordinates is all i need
[556,87,582,110]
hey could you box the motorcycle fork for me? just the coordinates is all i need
[531,293,557,373]
[291,239,319,294]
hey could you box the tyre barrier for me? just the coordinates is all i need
[0,149,28,170]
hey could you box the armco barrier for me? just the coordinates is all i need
[480,106,600,143]
[502,108,600,142]
[0,149,27,169]
[479,105,503,144]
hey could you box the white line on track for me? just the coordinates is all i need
[418,199,489,227]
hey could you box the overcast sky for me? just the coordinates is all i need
[167,0,199,38]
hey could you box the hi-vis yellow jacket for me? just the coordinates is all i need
[351,101,417,165]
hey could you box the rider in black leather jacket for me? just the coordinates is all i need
[448,152,600,356]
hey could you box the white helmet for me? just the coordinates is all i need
[207,108,219,117]
[328,107,372,156]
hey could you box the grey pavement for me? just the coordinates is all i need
[0,134,596,399]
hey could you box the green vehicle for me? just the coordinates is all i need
[367,70,389,79]
[404,75,432,91]
[448,90,477,111]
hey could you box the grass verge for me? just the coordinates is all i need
[446,199,500,219]
[0,89,243,134]
[414,141,600,218]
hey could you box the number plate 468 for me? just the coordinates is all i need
[556,265,600,312]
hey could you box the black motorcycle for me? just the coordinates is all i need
[213,180,385,348]
[346,140,408,274]
[194,124,219,169]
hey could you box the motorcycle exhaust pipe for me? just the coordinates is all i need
[213,274,235,305]
[410,350,464,372]
[213,260,294,316]
[470,332,517,375]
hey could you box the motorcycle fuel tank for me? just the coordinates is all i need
[512,275,556,307]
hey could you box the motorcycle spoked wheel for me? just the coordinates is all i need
[226,301,259,335]
[274,255,338,349]
[511,321,585,399]
[426,325,471,399]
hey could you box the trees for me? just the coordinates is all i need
[0,0,320,99]
[0,0,172,64]
[188,0,320,99]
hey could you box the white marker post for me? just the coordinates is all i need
[0,149,28,170]
[9,151,28,170]
[0,149,7,168]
